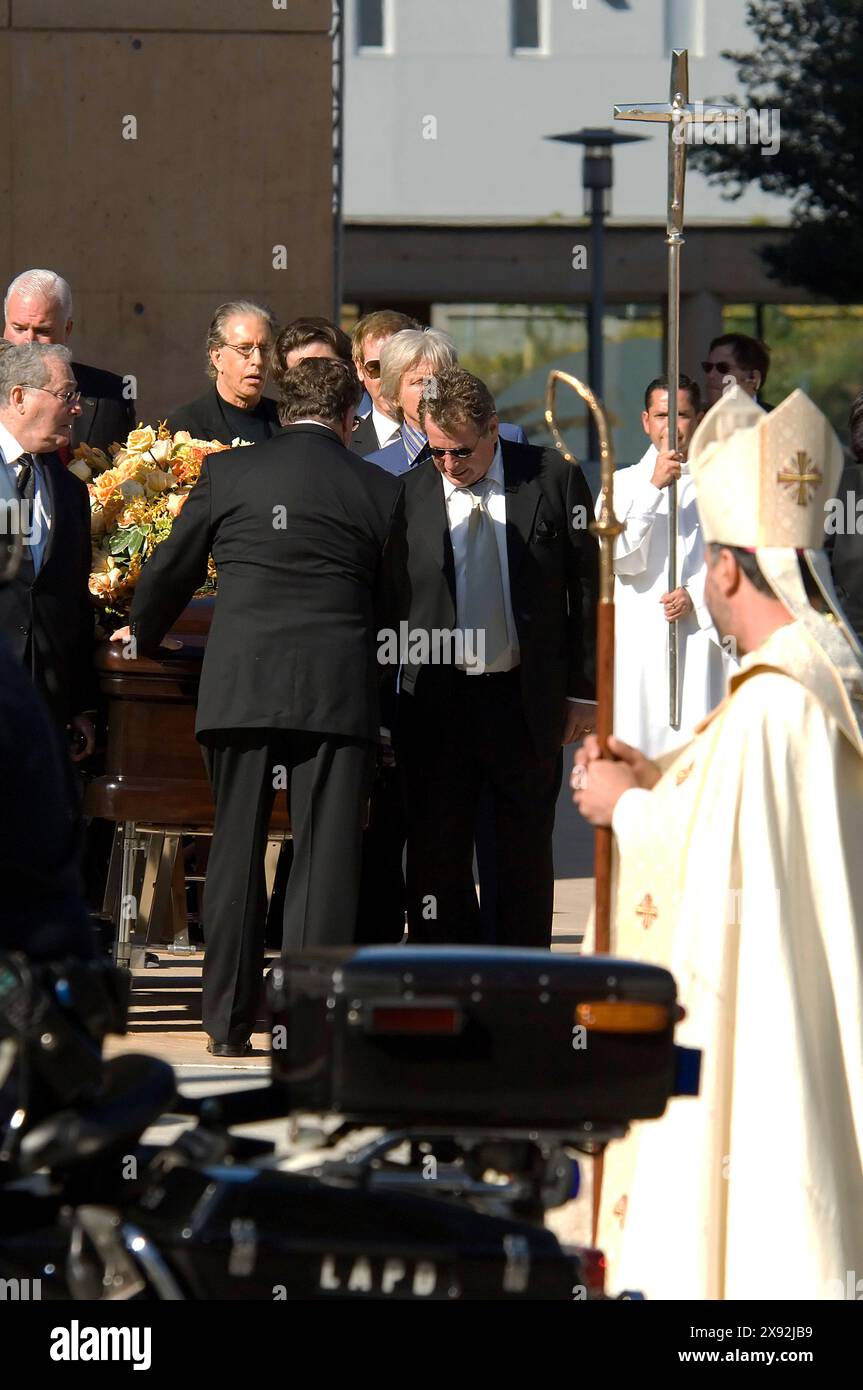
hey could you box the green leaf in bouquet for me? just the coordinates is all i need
[108,529,133,555]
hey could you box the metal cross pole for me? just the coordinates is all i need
[614,51,743,728]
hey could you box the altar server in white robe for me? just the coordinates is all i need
[605,375,736,757]
[574,387,863,1301]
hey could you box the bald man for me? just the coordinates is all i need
[4,268,134,458]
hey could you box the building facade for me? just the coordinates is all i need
[0,0,334,424]
[342,0,858,456]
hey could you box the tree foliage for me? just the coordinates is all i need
[690,0,863,299]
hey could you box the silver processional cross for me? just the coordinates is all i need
[615,51,743,729]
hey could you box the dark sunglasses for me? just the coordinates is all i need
[701,360,736,375]
[363,359,381,379]
[429,445,476,461]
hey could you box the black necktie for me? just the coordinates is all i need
[14,454,36,584]
[16,453,35,500]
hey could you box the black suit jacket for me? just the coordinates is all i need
[166,386,282,445]
[0,635,92,959]
[131,424,401,743]
[386,440,598,758]
[72,361,135,455]
[830,459,863,639]
[0,455,95,727]
[350,412,383,457]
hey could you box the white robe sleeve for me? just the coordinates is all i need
[595,465,665,578]
[610,474,664,577]
[682,564,727,651]
[611,786,654,847]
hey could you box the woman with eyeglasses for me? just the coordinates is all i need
[366,327,527,477]
[166,300,281,445]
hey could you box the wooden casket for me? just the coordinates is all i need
[85,598,290,966]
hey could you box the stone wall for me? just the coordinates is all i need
[0,0,333,423]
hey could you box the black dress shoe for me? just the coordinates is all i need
[206,1038,253,1057]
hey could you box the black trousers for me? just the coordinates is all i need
[200,729,373,1045]
[402,671,562,949]
[354,761,407,945]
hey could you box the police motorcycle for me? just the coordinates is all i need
[0,943,700,1301]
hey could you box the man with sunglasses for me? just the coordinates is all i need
[385,367,597,948]
[702,332,772,412]
[350,310,421,457]
[0,342,95,760]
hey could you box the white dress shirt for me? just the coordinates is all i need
[370,404,401,449]
[0,419,51,573]
[440,443,519,674]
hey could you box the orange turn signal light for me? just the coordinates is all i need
[575,1002,670,1034]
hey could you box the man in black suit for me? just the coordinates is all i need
[386,368,598,948]
[702,333,774,414]
[166,300,281,445]
[127,360,400,1055]
[0,343,95,758]
[3,269,134,457]
[829,387,863,640]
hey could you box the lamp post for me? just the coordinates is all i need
[545,126,646,459]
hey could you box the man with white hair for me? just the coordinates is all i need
[4,268,134,457]
[0,342,95,756]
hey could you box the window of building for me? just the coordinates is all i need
[512,0,546,55]
[357,0,388,52]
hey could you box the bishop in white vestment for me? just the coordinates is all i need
[575,389,863,1300]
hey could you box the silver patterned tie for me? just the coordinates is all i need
[460,478,509,669]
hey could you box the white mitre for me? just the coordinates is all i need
[688,386,863,748]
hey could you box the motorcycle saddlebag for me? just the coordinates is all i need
[134,1163,590,1301]
[266,947,681,1131]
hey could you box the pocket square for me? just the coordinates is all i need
[535,519,558,540]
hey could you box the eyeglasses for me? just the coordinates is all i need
[429,445,477,461]
[221,342,270,360]
[362,359,381,379]
[26,385,82,406]
[701,360,736,376]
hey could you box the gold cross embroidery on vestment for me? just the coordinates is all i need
[776,451,822,506]
[636,894,658,929]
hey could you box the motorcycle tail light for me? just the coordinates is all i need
[364,1004,463,1036]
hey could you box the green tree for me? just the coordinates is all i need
[691,0,863,299]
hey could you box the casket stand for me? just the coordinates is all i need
[85,598,290,970]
